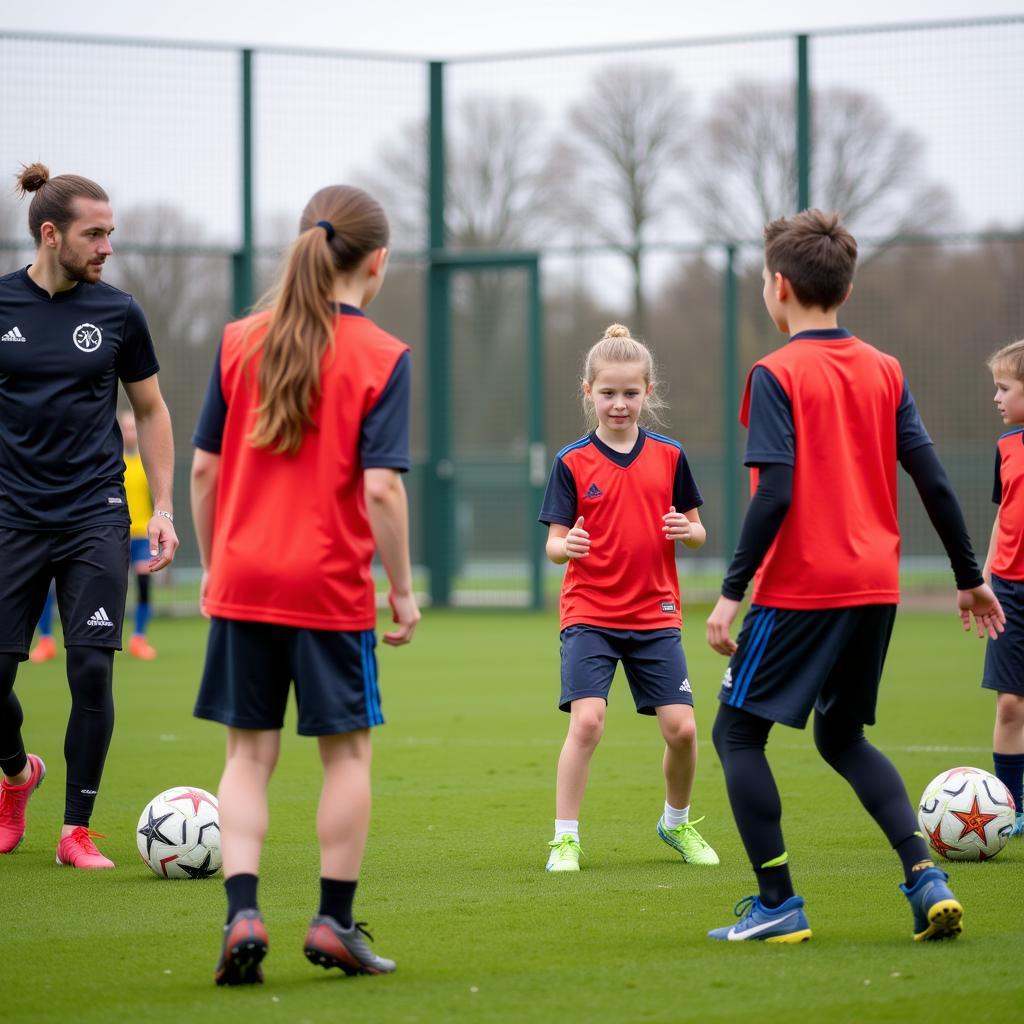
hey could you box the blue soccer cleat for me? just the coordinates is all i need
[1011,811,1024,838]
[708,894,812,943]
[899,866,962,941]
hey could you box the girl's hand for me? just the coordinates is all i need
[662,506,692,542]
[564,516,591,559]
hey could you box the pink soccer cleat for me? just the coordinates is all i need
[56,827,115,869]
[0,753,46,853]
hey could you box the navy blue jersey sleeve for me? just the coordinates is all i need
[539,458,578,527]
[896,381,932,456]
[744,367,794,467]
[192,344,227,454]
[993,447,1003,505]
[361,352,411,471]
[116,298,160,383]
[673,450,703,511]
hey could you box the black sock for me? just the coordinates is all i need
[0,747,27,780]
[319,878,357,928]
[893,834,934,887]
[754,864,795,908]
[993,752,1024,814]
[225,873,259,923]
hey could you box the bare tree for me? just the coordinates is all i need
[551,63,693,336]
[362,94,553,251]
[687,80,954,245]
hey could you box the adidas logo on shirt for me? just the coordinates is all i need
[1,326,26,343]
[86,607,114,628]
[585,483,603,499]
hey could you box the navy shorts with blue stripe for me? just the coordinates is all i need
[194,617,384,736]
[559,625,693,715]
[717,604,897,728]
[982,574,1024,695]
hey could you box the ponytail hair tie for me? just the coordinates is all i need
[316,220,335,241]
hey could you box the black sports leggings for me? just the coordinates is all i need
[712,703,921,872]
[0,647,114,826]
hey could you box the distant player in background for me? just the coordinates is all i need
[120,410,158,660]
[0,163,178,870]
[539,323,718,874]
[982,339,1024,837]
[191,185,417,986]
[27,587,57,664]
[705,209,1003,943]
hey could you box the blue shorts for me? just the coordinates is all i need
[717,604,897,728]
[982,575,1024,695]
[194,617,384,736]
[130,537,150,563]
[559,625,693,716]
[0,524,130,657]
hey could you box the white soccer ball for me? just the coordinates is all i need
[917,766,1016,862]
[136,786,222,879]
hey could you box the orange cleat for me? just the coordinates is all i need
[29,636,57,663]
[0,754,46,853]
[56,827,115,869]
[128,634,157,660]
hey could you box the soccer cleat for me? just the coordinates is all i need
[304,916,396,975]
[29,636,57,663]
[215,909,268,986]
[1011,811,1024,838]
[55,827,115,869]
[900,866,963,941]
[657,816,720,865]
[545,834,582,872]
[128,634,157,660]
[708,894,812,943]
[0,754,46,853]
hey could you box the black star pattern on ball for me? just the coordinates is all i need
[178,851,219,879]
[138,807,177,858]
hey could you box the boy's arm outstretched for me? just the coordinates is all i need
[899,443,1004,639]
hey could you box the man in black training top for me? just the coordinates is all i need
[0,163,179,868]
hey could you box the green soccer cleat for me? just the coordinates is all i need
[657,816,720,865]
[546,834,582,872]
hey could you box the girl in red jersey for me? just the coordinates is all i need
[190,185,418,985]
[983,338,1024,838]
[538,324,718,872]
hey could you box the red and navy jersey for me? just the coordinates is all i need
[740,329,930,609]
[192,304,410,630]
[539,428,702,630]
[0,267,158,529]
[991,428,1024,580]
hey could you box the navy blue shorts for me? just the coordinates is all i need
[194,617,384,736]
[982,575,1024,695]
[559,625,693,716]
[717,604,897,728]
[0,525,130,658]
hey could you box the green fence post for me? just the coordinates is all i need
[722,243,740,560]
[426,60,453,608]
[796,33,811,212]
[527,259,545,611]
[231,47,255,318]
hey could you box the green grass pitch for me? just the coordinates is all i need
[3,608,1023,1023]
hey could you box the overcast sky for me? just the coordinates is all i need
[4,0,1023,54]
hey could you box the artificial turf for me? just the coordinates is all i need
[3,608,1021,1023]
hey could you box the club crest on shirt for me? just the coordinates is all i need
[72,323,102,352]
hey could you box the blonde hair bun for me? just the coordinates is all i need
[603,323,631,339]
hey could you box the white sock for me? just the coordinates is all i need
[663,802,689,829]
[554,819,579,842]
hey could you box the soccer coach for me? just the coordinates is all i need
[0,163,178,869]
